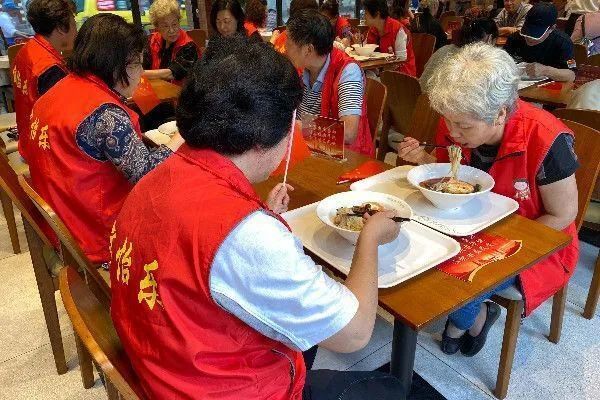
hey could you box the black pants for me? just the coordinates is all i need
[565,13,582,36]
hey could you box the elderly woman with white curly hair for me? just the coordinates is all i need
[399,43,580,356]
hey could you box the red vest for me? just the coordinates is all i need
[244,20,259,37]
[148,30,198,85]
[320,48,374,156]
[273,29,288,53]
[28,73,141,264]
[110,146,306,400]
[435,100,579,316]
[335,16,351,38]
[366,17,416,77]
[13,34,67,162]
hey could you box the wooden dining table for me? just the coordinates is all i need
[254,151,572,394]
[358,57,402,71]
[149,79,181,102]
[518,81,574,108]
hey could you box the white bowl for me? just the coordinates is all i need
[351,44,378,57]
[406,163,495,210]
[316,191,413,245]
[157,121,178,136]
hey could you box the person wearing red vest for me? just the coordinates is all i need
[111,35,405,400]
[13,0,77,162]
[27,14,184,265]
[363,0,416,77]
[244,0,267,42]
[270,0,319,53]
[320,0,353,41]
[286,10,374,156]
[399,43,579,357]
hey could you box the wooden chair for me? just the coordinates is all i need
[0,151,67,375]
[411,33,437,77]
[59,266,147,400]
[440,16,464,33]
[586,54,600,67]
[365,77,387,150]
[490,119,600,399]
[573,44,589,67]
[186,29,207,48]
[377,71,421,161]
[395,93,440,166]
[275,25,287,32]
[348,18,359,28]
[438,10,456,21]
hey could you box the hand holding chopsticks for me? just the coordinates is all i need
[396,137,438,165]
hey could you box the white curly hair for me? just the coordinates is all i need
[149,0,181,27]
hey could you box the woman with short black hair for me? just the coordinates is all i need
[26,14,183,264]
[320,0,352,42]
[244,0,267,41]
[210,0,246,37]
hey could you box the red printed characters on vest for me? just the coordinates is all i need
[115,238,133,285]
[513,178,531,201]
[138,260,162,310]
[29,117,50,150]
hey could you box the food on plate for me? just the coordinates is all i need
[333,202,384,231]
[419,145,481,194]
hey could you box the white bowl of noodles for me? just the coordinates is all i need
[316,191,413,245]
[407,163,495,210]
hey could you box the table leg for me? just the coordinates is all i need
[390,318,418,394]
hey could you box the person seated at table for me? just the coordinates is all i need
[110,34,406,400]
[0,2,30,45]
[13,0,77,163]
[494,0,532,36]
[143,0,200,84]
[420,17,498,89]
[391,0,413,26]
[210,0,247,38]
[504,2,576,82]
[27,14,184,265]
[398,43,579,356]
[286,10,374,156]
[571,10,600,56]
[363,0,416,77]
[320,0,353,47]
[244,0,267,41]
[271,0,318,53]
[410,0,448,50]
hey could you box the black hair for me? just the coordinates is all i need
[287,10,334,56]
[176,36,303,155]
[210,0,246,35]
[245,0,267,27]
[456,18,499,47]
[319,0,339,17]
[67,14,146,89]
[27,0,76,36]
[362,0,389,19]
[289,0,318,20]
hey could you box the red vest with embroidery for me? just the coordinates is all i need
[320,48,374,156]
[28,73,141,264]
[244,20,259,37]
[110,146,306,400]
[335,16,351,38]
[148,30,198,85]
[434,100,579,316]
[366,17,416,77]
[13,35,67,162]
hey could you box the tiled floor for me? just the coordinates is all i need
[0,202,598,399]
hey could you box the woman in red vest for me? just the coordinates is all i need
[320,0,353,46]
[13,0,77,162]
[27,14,184,265]
[398,43,579,356]
[244,0,267,42]
[286,10,374,156]
[270,0,319,53]
[110,34,405,399]
[144,0,200,84]
[363,0,416,76]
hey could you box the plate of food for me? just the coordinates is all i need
[157,121,178,136]
[316,191,412,244]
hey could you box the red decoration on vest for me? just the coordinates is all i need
[13,35,67,162]
[244,20,259,37]
[320,48,374,156]
[110,146,305,399]
[148,30,199,85]
[27,73,142,264]
[273,30,288,53]
[366,17,416,77]
[335,16,351,38]
[434,100,579,316]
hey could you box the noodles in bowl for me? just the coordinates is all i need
[419,146,481,195]
[333,202,385,232]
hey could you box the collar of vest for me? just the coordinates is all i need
[32,34,65,66]
[78,73,128,105]
[383,17,401,37]
[244,21,258,36]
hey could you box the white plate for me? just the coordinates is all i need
[345,47,393,61]
[350,166,519,237]
[282,202,460,288]
[144,129,171,145]
[157,121,178,136]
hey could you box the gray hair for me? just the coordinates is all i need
[420,0,439,10]
[425,42,519,124]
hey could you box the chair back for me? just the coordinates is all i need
[348,18,359,28]
[438,10,456,21]
[187,29,207,48]
[411,33,436,77]
[275,25,287,32]
[380,70,421,135]
[440,16,464,32]
[573,43,588,67]
[558,119,600,231]
[59,266,145,400]
[585,54,600,67]
[7,43,24,78]
[409,93,440,143]
[553,108,600,201]
[365,77,387,147]
[18,175,111,307]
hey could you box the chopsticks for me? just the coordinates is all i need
[390,140,446,149]
[345,213,412,223]
[282,109,297,185]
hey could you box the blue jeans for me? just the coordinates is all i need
[448,277,518,331]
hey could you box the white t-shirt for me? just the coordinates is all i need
[0,12,16,39]
[394,28,408,60]
[209,211,359,351]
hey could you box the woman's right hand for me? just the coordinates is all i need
[397,137,429,164]
[361,210,400,246]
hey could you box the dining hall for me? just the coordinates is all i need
[0,0,599,398]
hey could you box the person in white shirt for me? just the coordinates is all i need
[565,0,600,34]
[494,0,532,36]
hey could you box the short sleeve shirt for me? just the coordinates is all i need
[504,29,575,69]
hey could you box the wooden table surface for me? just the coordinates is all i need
[255,152,572,330]
[358,58,401,71]
[149,79,181,102]
[518,81,574,108]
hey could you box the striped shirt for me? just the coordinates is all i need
[299,54,364,118]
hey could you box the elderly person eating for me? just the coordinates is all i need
[398,43,579,356]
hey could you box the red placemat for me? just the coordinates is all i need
[437,232,522,282]
[336,160,388,184]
